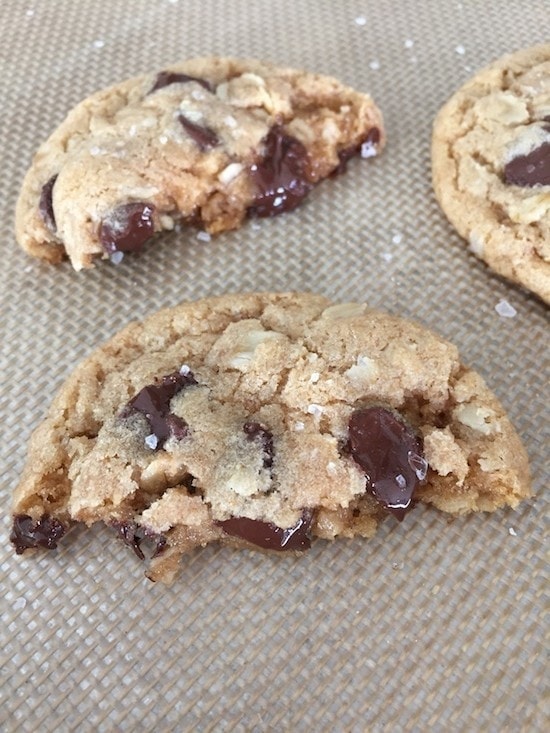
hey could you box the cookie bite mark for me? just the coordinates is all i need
[149,71,213,94]
[39,175,58,231]
[504,141,550,187]
[247,125,314,216]
[121,369,198,448]
[217,510,313,551]
[100,202,156,254]
[10,514,66,554]
[348,407,426,520]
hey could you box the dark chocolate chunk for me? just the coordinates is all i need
[122,370,197,448]
[111,521,167,560]
[248,125,313,217]
[218,510,313,551]
[150,71,213,94]
[504,141,550,187]
[348,406,425,521]
[10,514,66,554]
[179,115,219,151]
[243,421,274,469]
[39,175,58,231]
[99,202,156,254]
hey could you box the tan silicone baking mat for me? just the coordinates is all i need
[1,1,548,730]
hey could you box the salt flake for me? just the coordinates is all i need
[93,39,105,49]
[508,527,517,536]
[354,16,367,26]
[110,251,124,265]
[495,299,517,318]
[392,233,403,245]
[145,434,158,450]
[196,230,211,242]
[360,141,377,158]
[369,60,380,71]
[395,474,407,489]
[179,364,191,375]
[455,45,466,56]
[404,39,414,48]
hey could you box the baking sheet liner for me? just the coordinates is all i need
[0,1,548,730]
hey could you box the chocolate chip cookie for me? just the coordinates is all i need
[15,58,384,270]
[11,293,531,584]
[432,45,550,302]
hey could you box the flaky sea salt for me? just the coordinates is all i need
[110,251,124,265]
[93,39,105,49]
[404,39,414,48]
[310,372,320,384]
[508,527,517,536]
[179,364,191,375]
[495,299,517,318]
[408,452,428,481]
[396,474,407,489]
[381,252,393,263]
[196,230,211,242]
[294,421,305,432]
[307,404,323,418]
[369,60,380,71]
[455,44,466,55]
[159,135,168,145]
[360,140,377,158]
[13,598,26,610]
[145,434,158,450]
[354,16,367,26]
[392,233,403,245]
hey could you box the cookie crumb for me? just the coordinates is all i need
[508,527,517,536]
[310,372,320,384]
[495,299,517,318]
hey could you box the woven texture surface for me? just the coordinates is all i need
[1,1,548,730]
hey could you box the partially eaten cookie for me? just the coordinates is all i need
[15,58,384,270]
[11,293,531,583]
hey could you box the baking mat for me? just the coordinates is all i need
[1,1,548,730]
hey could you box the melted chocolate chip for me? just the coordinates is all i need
[243,421,274,468]
[504,142,550,187]
[348,407,424,521]
[248,125,313,217]
[100,202,156,254]
[179,115,219,151]
[10,514,66,554]
[39,175,58,231]
[111,521,167,560]
[218,510,313,551]
[123,370,197,448]
[150,71,213,94]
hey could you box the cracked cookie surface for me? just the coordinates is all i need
[11,293,531,583]
[432,45,550,302]
[15,57,384,270]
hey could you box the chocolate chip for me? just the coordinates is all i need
[99,202,156,254]
[243,421,274,468]
[39,175,58,231]
[150,71,213,94]
[504,141,550,187]
[248,125,313,217]
[348,406,425,521]
[123,370,197,448]
[179,115,219,151]
[10,514,66,554]
[218,510,313,551]
[111,521,167,560]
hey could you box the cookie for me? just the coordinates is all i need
[11,293,531,584]
[432,45,550,302]
[15,58,384,270]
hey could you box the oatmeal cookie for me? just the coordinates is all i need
[15,58,384,270]
[432,45,550,302]
[11,293,531,583]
